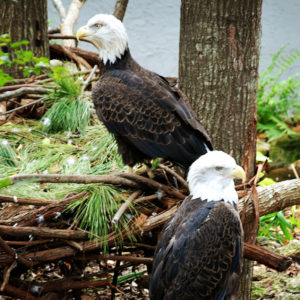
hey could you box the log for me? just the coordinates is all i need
[243,243,292,272]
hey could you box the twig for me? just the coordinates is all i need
[112,190,142,224]
[0,261,17,291]
[158,163,188,189]
[0,84,45,93]
[60,45,92,69]
[3,173,139,188]
[0,129,35,142]
[82,254,152,264]
[0,283,37,300]
[49,34,100,51]
[0,236,32,267]
[0,194,55,206]
[0,225,89,240]
[81,65,98,93]
[113,0,129,21]
[290,163,299,179]
[0,98,45,116]
[119,173,186,200]
[0,87,52,102]
[133,193,166,204]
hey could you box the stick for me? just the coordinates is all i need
[60,45,92,69]
[112,190,142,224]
[0,98,45,116]
[49,34,99,50]
[0,194,55,206]
[0,236,32,268]
[0,261,17,291]
[119,173,186,200]
[0,283,37,300]
[81,65,98,93]
[158,163,188,189]
[0,225,89,240]
[0,174,139,191]
[0,87,51,102]
[243,243,292,272]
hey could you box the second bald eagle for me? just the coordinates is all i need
[77,14,212,170]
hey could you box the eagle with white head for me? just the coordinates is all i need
[150,151,245,300]
[77,14,212,170]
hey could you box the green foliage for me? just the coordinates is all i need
[0,120,133,251]
[0,34,50,85]
[42,67,91,134]
[0,139,16,166]
[258,176,295,244]
[257,46,300,141]
[67,185,136,253]
[258,211,294,244]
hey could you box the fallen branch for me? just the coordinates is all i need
[0,236,32,268]
[119,173,186,200]
[158,163,188,189]
[243,243,292,272]
[238,178,300,225]
[4,173,139,189]
[112,190,142,224]
[60,45,92,69]
[0,225,89,240]
[0,283,37,300]
[0,87,52,102]
[0,194,55,206]
[0,98,45,116]
[50,44,100,66]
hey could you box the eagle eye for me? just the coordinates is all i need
[94,23,102,29]
[215,166,224,171]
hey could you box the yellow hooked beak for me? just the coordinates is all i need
[230,165,246,182]
[76,25,91,39]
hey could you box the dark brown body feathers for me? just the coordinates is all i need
[92,50,212,169]
[149,197,243,300]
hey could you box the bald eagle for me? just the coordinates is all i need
[149,151,245,300]
[77,14,212,170]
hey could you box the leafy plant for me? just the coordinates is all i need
[67,185,136,253]
[42,66,91,134]
[257,46,300,141]
[0,34,50,85]
[257,176,295,244]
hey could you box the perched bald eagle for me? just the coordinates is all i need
[77,14,212,170]
[149,151,245,300]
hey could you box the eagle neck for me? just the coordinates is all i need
[99,49,141,75]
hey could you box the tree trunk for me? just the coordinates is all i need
[0,0,49,78]
[179,0,262,299]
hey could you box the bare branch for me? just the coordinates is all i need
[239,179,300,225]
[0,98,44,117]
[51,0,66,22]
[113,0,129,21]
[0,87,51,102]
[60,0,87,47]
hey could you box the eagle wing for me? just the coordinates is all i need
[149,198,243,300]
[92,69,212,168]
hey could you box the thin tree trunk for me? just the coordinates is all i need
[179,0,262,299]
[0,0,49,78]
[113,0,129,21]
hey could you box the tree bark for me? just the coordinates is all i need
[179,0,262,299]
[0,0,49,78]
[113,0,129,21]
[60,0,87,47]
